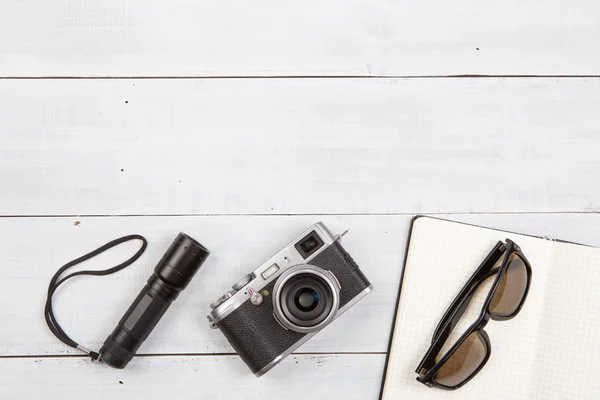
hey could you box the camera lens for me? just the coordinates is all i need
[282,274,331,327]
[295,288,319,312]
[273,265,341,333]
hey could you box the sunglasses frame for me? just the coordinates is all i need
[415,239,532,390]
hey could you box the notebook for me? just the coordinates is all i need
[380,216,600,400]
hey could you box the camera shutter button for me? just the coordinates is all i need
[232,274,253,291]
[250,292,263,306]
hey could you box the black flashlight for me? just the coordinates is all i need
[99,233,209,369]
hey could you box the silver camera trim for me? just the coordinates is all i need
[272,264,341,333]
[208,222,337,325]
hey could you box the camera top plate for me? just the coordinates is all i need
[207,222,337,325]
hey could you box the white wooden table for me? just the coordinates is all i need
[1,1,599,399]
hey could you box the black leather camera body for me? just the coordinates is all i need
[207,222,372,376]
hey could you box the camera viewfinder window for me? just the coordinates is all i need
[295,231,324,259]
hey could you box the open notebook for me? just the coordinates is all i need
[380,216,600,400]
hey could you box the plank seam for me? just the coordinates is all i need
[0,352,385,359]
[0,211,598,219]
[0,75,599,80]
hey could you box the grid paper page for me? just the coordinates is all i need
[529,242,600,399]
[380,217,600,399]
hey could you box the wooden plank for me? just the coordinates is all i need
[1,1,599,77]
[2,213,600,357]
[0,354,386,399]
[0,215,406,356]
[2,78,600,216]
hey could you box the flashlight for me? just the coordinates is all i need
[99,232,209,369]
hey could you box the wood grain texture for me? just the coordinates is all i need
[0,215,405,356]
[0,354,386,400]
[1,1,599,77]
[2,3,599,395]
[2,78,600,216]
[2,213,600,357]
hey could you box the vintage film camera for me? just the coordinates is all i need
[207,222,372,376]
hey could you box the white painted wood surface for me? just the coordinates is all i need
[0,355,387,400]
[1,1,599,399]
[2,214,600,400]
[0,216,406,356]
[2,78,600,216]
[2,214,600,358]
[1,1,600,77]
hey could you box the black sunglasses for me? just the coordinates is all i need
[415,239,532,390]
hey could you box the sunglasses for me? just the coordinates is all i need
[415,239,532,390]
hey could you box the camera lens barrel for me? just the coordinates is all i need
[273,264,341,334]
[99,233,209,369]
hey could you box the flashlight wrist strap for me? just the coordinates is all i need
[44,234,148,361]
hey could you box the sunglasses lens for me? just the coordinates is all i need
[433,332,488,387]
[489,253,529,318]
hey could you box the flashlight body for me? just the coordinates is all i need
[99,233,209,369]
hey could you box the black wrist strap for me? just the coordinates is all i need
[44,234,148,360]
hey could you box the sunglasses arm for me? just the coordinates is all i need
[416,242,506,374]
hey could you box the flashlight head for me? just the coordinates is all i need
[155,232,210,290]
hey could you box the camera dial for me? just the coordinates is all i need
[232,274,253,291]
[210,290,235,310]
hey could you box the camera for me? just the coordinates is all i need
[207,222,373,376]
